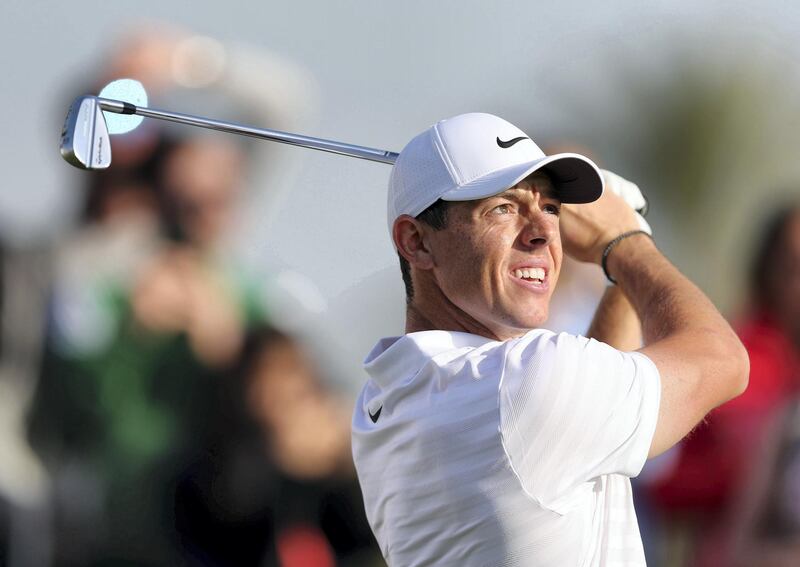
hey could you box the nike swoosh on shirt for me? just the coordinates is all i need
[368,406,382,423]
[496,136,530,148]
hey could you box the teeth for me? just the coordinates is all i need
[514,268,545,281]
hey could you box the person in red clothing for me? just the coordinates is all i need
[644,204,800,566]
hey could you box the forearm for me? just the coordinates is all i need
[606,234,749,456]
[606,235,737,347]
[586,285,642,351]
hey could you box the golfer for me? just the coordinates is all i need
[351,113,748,566]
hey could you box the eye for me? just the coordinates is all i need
[543,203,561,216]
[491,203,514,215]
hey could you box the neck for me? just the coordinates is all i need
[404,279,507,341]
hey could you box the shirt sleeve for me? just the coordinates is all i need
[499,331,661,514]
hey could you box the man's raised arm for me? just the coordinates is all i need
[561,180,749,459]
[608,233,749,457]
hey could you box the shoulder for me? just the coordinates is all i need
[507,328,603,355]
[500,330,660,405]
[503,329,606,373]
[509,329,657,367]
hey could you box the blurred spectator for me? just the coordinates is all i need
[174,327,381,567]
[0,241,52,567]
[27,23,318,566]
[641,203,800,566]
[717,203,800,566]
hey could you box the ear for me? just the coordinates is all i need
[393,215,435,270]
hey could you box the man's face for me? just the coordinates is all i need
[425,174,562,340]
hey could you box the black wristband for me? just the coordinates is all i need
[601,230,653,285]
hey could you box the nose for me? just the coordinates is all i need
[519,211,555,250]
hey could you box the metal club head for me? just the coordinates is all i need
[60,96,112,170]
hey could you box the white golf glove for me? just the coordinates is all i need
[601,169,652,235]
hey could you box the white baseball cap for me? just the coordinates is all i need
[387,112,604,232]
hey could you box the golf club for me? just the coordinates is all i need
[59,82,649,218]
[61,94,400,170]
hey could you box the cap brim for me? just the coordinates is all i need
[440,152,603,204]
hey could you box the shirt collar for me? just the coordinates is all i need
[364,330,498,388]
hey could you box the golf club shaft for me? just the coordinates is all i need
[96,97,399,165]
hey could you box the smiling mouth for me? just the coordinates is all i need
[512,267,546,285]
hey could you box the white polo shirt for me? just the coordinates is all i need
[352,329,660,567]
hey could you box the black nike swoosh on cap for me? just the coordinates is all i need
[496,136,530,148]
[368,406,382,423]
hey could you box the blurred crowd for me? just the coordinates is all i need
[1,22,800,567]
[0,25,381,567]
[633,203,800,567]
